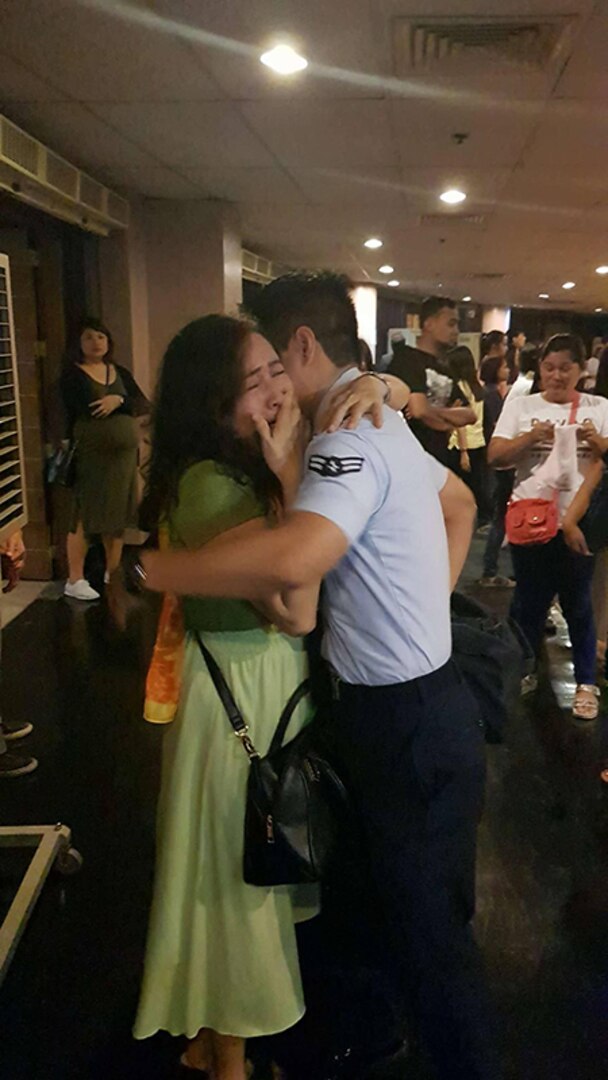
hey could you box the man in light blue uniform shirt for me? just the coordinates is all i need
[143,273,500,1080]
[296,371,452,687]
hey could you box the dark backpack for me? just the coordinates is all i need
[451,592,533,744]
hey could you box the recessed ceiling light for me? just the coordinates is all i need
[378,265,394,274]
[596,266,608,275]
[461,295,472,302]
[260,44,308,75]
[562,281,576,290]
[440,188,467,205]
[539,293,550,299]
[387,280,400,288]
[596,307,603,312]
[364,238,383,249]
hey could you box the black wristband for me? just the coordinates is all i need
[362,370,391,404]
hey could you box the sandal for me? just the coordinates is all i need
[572,684,600,721]
[179,1056,255,1078]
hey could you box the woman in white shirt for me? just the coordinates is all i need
[506,343,539,402]
[488,334,608,720]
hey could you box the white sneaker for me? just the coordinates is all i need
[64,578,100,601]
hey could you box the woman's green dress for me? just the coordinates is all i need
[71,369,139,536]
[134,462,315,1040]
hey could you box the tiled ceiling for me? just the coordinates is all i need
[1,0,608,309]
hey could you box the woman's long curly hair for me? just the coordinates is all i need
[140,315,282,530]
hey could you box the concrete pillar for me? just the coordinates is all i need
[352,285,377,357]
[143,199,242,379]
[98,198,242,395]
[482,306,511,334]
[98,198,150,394]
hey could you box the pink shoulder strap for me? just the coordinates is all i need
[568,391,581,425]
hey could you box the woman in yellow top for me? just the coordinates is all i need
[447,345,490,524]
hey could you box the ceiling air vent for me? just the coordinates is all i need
[46,151,79,200]
[394,15,578,73]
[106,191,129,227]
[242,249,290,284]
[0,114,128,233]
[466,272,506,281]
[1,121,39,176]
[80,174,105,213]
[420,214,486,227]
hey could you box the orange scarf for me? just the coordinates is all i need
[143,590,185,724]
[143,524,186,724]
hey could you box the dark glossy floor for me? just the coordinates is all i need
[1,539,608,1080]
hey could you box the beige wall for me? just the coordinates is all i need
[98,198,242,395]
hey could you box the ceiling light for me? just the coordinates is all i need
[260,44,308,75]
[538,293,550,299]
[387,279,400,287]
[562,281,575,290]
[461,295,472,302]
[379,265,394,274]
[596,266,608,275]
[596,307,603,313]
[364,237,383,249]
[440,188,467,205]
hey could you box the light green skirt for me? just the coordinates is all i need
[133,629,317,1041]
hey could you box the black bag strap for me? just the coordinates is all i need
[195,631,310,761]
[268,678,311,756]
[195,632,258,759]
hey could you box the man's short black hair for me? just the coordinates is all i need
[250,270,360,369]
[519,342,540,376]
[420,295,457,328]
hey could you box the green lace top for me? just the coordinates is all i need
[168,460,265,632]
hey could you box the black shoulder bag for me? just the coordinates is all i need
[52,439,79,488]
[195,632,349,887]
[451,592,533,744]
[580,464,608,554]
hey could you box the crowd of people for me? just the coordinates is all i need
[131,279,605,1078]
[3,276,608,1078]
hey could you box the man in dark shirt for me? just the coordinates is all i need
[387,296,475,465]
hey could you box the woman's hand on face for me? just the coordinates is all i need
[319,374,389,433]
[89,394,124,418]
[253,386,302,477]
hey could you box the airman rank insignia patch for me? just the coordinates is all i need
[308,455,364,477]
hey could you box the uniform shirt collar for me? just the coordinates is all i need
[314,366,360,429]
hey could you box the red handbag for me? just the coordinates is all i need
[505,393,579,547]
[505,495,559,546]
